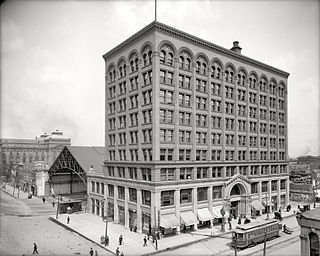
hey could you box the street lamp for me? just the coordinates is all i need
[101,199,108,246]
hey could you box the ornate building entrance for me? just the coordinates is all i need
[224,174,251,218]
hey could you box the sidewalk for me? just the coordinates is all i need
[1,183,29,199]
[49,204,302,256]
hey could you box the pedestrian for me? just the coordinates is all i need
[119,234,123,245]
[67,216,70,224]
[147,232,150,240]
[105,235,109,246]
[228,221,232,230]
[42,197,45,203]
[116,247,120,256]
[89,248,94,256]
[95,249,98,256]
[32,243,39,254]
[52,201,55,207]
[143,236,147,247]
[238,217,241,225]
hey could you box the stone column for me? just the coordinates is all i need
[258,181,262,201]
[192,187,198,231]
[286,177,290,206]
[208,186,213,227]
[137,188,142,233]
[277,179,281,210]
[114,185,119,223]
[125,187,129,228]
[174,189,181,234]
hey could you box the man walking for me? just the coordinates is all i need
[119,234,123,245]
[143,236,147,247]
[116,247,120,256]
[89,248,94,256]
[32,243,39,254]
[67,216,70,224]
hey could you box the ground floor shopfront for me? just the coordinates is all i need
[88,173,290,235]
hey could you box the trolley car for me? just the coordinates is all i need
[232,219,282,248]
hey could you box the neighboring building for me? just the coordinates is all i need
[289,155,320,202]
[0,130,71,171]
[296,208,320,256]
[47,146,104,200]
[88,21,290,235]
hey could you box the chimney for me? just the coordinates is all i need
[230,41,242,54]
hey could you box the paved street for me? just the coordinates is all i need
[0,189,112,256]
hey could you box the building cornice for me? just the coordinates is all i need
[103,21,289,79]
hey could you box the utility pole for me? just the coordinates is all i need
[234,233,237,256]
[263,231,267,256]
[55,195,60,219]
[154,206,158,250]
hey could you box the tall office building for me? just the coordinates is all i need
[88,21,290,235]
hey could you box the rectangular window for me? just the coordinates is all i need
[161,190,174,206]
[108,184,114,197]
[129,188,137,202]
[118,186,125,200]
[212,186,222,199]
[142,190,151,206]
[197,187,208,201]
[179,167,192,180]
[251,182,258,194]
[180,189,192,204]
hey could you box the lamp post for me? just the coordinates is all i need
[265,193,269,220]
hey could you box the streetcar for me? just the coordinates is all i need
[232,219,282,248]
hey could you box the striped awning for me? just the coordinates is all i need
[160,214,180,229]
[197,208,214,222]
[251,200,265,211]
[180,211,199,226]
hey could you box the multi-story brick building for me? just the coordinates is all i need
[87,21,290,235]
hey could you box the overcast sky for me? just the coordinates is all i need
[1,0,319,158]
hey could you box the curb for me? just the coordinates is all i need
[49,217,116,255]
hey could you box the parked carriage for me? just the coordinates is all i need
[232,219,282,249]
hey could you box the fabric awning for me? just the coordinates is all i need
[212,206,229,218]
[160,214,180,229]
[197,208,214,222]
[251,200,265,211]
[180,211,199,226]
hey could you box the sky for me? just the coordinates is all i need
[1,0,319,158]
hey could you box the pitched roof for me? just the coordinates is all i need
[66,146,105,174]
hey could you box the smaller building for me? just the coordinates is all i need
[296,208,320,256]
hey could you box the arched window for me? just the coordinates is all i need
[130,60,134,72]
[196,61,201,73]
[160,50,165,64]
[148,51,152,65]
[143,53,148,66]
[202,63,207,75]
[309,232,319,256]
[230,184,241,196]
[179,56,184,68]
[186,58,191,70]
[167,52,173,65]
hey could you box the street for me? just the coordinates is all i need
[158,214,300,256]
[0,190,112,256]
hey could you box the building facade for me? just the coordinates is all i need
[87,21,290,234]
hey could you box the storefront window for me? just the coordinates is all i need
[180,189,192,204]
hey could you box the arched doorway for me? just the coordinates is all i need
[309,232,319,256]
[229,183,248,218]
